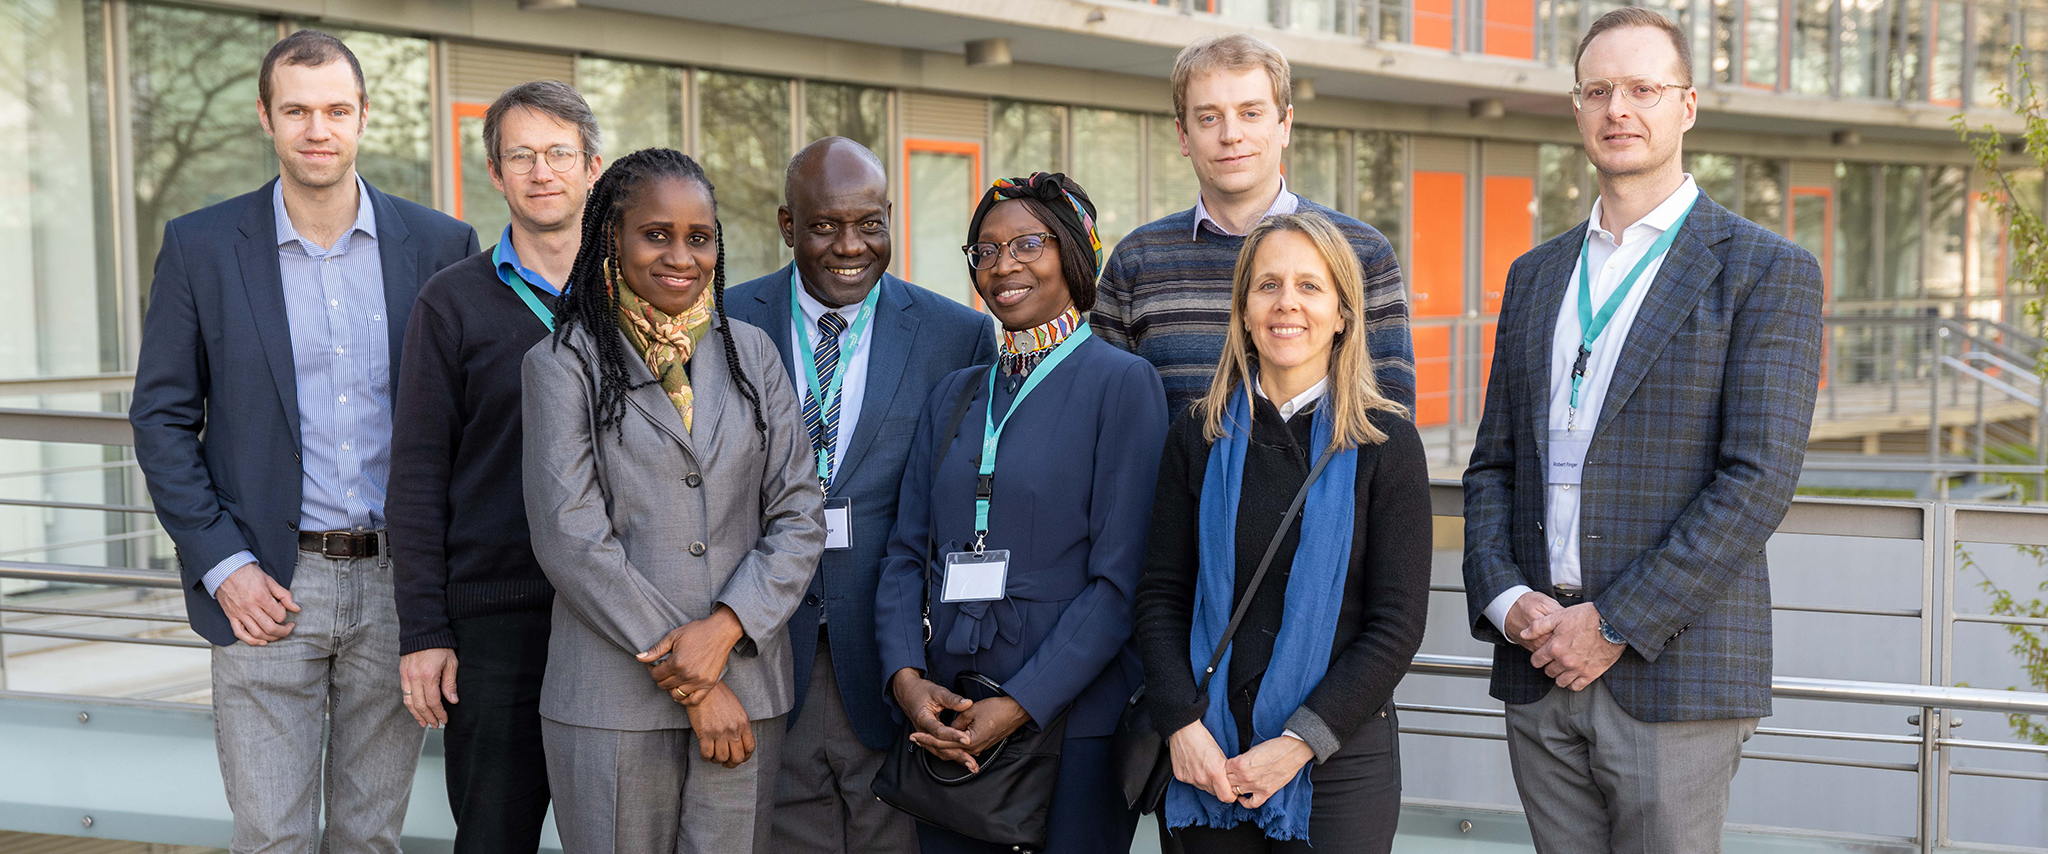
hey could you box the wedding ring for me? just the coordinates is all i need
[672,687,688,701]
[401,690,412,697]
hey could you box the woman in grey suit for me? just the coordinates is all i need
[521,149,826,854]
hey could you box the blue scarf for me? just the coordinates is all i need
[1165,385,1357,841]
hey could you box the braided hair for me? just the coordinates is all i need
[550,148,769,445]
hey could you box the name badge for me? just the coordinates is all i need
[941,550,1009,603]
[822,498,852,551]
[1547,429,1592,486]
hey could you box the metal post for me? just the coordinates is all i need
[1890,326,1901,412]
[0,582,8,692]
[1914,500,1937,854]
[1826,324,1838,419]
[1973,374,1985,467]
[1929,330,1943,492]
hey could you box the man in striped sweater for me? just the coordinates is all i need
[1095,34,1414,418]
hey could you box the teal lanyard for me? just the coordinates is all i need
[1568,208,1690,428]
[506,271,556,331]
[792,274,882,482]
[972,323,1093,552]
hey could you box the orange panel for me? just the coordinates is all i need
[449,102,489,221]
[1413,325,1452,427]
[1479,322,1498,411]
[1410,171,1466,319]
[1483,0,1535,59]
[1413,0,1455,49]
[1482,176,1533,317]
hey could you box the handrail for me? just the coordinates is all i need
[1939,356,2041,407]
[0,407,133,446]
[0,561,181,589]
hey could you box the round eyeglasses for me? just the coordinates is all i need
[499,146,586,175]
[1571,77,1691,112]
[962,232,1058,271]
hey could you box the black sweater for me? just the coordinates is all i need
[1133,396,1432,761]
[390,250,558,654]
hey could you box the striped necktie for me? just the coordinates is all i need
[801,311,848,482]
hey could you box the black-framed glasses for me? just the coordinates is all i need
[500,145,586,175]
[1570,76,1690,112]
[963,232,1058,271]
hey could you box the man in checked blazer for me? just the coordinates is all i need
[1462,9,1823,852]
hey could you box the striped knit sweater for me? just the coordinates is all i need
[1093,199,1415,419]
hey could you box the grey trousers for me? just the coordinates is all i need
[1505,680,1759,854]
[543,714,786,854]
[769,632,918,854]
[210,549,422,854]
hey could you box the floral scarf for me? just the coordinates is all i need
[616,283,715,431]
[998,306,1082,377]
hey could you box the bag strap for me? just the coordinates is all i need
[1193,440,1341,694]
[920,366,991,643]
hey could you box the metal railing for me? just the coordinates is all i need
[2,404,2047,850]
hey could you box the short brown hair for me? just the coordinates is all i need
[484,80,601,167]
[1170,33,1292,124]
[1574,7,1694,87]
[259,29,366,108]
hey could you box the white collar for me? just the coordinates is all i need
[1192,176,1299,240]
[1586,174,1699,246]
[792,270,868,332]
[1255,375,1329,422]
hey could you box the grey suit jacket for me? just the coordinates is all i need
[522,318,826,731]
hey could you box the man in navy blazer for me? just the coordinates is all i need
[1462,10,1821,853]
[727,137,995,853]
[128,31,477,853]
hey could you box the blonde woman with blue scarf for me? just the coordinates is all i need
[1133,210,1431,853]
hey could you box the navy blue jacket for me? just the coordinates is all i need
[876,336,1169,739]
[130,178,478,646]
[727,266,996,749]
[1463,194,1822,721]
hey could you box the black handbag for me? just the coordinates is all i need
[1109,441,1340,813]
[871,368,1069,852]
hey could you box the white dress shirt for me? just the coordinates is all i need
[1483,175,1701,635]
[791,275,874,475]
[1255,375,1328,421]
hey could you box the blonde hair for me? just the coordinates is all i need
[1197,211,1405,450]
[1170,33,1292,124]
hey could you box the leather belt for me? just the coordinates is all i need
[1554,584,1585,601]
[298,530,381,558]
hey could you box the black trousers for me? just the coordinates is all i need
[1167,706,1401,854]
[444,610,553,854]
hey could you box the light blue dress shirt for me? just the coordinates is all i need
[203,177,392,596]
[493,224,562,295]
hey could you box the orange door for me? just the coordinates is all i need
[1410,171,1466,319]
[1481,176,1534,316]
[1483,0,1535,58]
[1413,325,1453,427]
[1413,0,1455,48]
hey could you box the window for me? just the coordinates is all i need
[1882,164,1925,299]
[1688,152,1742,215]
[332,29,432,206]
[578,56,683,162]
[1925,165,1966,299]
[1840,0,1884,97]
[1355,132,1407,263]
[697,70,792,281]
[1147,114,1199,221]
[1746,0,1784,88]
[1744,158,1787,232]
[1790,0,1833,94]
[1835,162,1877,302]
[1713,0,1740,83]
[1888,0,1927,100]
[804,82,891,173]
[1537,143,1592,241]
[1287,127,1345,211]
[989,100,1065,182]
[1070,108,1141,253]
[1930,0,1965,103]
[1971,6,2016,106]
[1371,0,1410,43]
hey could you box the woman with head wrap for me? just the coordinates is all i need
[873,172,1169,853]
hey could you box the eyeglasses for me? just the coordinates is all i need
[1571,76,1691,112]
[499,146,586,175]
[962,232,1058,271]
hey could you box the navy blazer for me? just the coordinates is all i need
[876,337,1169,739]
[727,266,997,749]
[130,178,479,646]
[1461,194,1822,722]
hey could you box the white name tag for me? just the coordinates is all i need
[822,498,851,551]
[941,550,1009,603]
[1547,429,1592,485]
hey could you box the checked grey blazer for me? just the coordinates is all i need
[522,318,826,731]
[1462,194,1823,722]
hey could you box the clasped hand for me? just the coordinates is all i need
[1167,723,1314,810]
[1522,601,1625,691]
[889,668,1031,774]
[639,606,754,767]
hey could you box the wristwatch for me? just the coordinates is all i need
[1597,618,1627,647]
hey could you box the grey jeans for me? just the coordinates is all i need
[543,715,786,854]
[210,547,423,854]
[1505,680,1759,854]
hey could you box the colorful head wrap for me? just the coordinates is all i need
[969,171,1102,278]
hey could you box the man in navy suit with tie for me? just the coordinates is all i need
[728,136,996,853]
[128,30,477,853]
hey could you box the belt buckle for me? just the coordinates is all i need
[322,531,353,557]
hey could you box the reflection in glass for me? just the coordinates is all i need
[1287,127,1344,211]
[333,29,432,205]
[1931,0,1965,102]
[1882,164,1925,299]
[1712,0,1739,83]
[1216,0,1278,26]
[1971,10,2015,106]
[1743,158,1786,232]
[1071,108,1140,253]
[1888,0,1926,100]
[1972,190,2006,298]
[1835,162,1876,303]
[1541,0,1579,62]
[1791,193,1829,278]
[2013,171,2043,295]
[458,112,509,250]
[698,70,792,281]
[1791,0,1833,95]
[1355,132,1407,264]
[1537,143,1592,241]
[1148,115,1200,221]
[990,100,1064,182]
[1376,0,1411,43]
[1746,0,1782,87]
[1925,166,1966,299]
[804,82,891,174]
[908,149,975,306]
[578,56,682,161]
[1687,152,1741,215]
[1841,0,1883,97]
[128,2,277,314]
[1282,0,1340,30]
